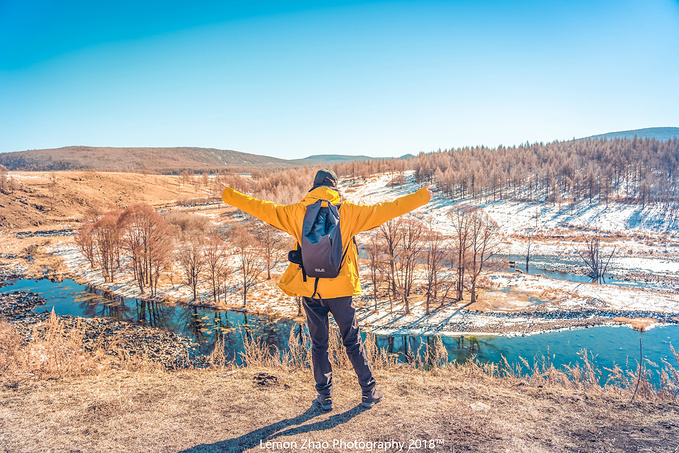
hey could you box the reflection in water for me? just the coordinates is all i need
[1,278,298,361]
[505,254,642,288]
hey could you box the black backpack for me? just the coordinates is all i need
[288,200,353,298]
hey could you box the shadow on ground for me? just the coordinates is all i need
[180,404,366,453]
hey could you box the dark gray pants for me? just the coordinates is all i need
[302,296,376,397]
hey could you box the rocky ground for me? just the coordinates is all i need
[1,290,193,369]
[0,291,45,317]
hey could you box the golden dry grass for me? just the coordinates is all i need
[0,171,225,230]
[2,317,679,452]
[613,317,659,332]
[2,365,679,452]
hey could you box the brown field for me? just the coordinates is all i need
[0,171,226,230]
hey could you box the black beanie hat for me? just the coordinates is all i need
[311,169,338,190]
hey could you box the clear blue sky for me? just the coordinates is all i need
[1,0,678,159]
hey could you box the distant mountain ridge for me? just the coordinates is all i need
[291,154,374,165]
[0,146,375,172]
[582,127,679,141]
[3,127,677,172]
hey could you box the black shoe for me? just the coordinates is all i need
[315,394,333,411]
[361,388,384,409]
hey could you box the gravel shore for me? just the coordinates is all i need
[1,290,193,369]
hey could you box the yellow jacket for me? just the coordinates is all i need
[221,185,430,298]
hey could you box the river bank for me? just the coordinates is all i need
[46,233,679,336]
[1,290,192,369]
[1,182,678,338]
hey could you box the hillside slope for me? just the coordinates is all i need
[0,147,378,172]
[291,154,375,165]
[0,171,212,229]
[0,146,290,172]
[584,127,679,141]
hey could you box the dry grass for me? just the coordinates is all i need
[0,313,163,385]
[614,316,659,332]
[1,318,679,452]
[1,364,678,452]
[0,170,221,230]
[6,315,679,403]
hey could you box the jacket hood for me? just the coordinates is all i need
[301,186,341,206]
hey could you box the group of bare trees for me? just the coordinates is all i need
[411,137,679,205]
[74,205,173,295]
[74,204,288,306]
[362,207,500,315]
[204,137,678,224]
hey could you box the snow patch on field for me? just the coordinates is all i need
[36,171,679,335]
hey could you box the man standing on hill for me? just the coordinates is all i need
[220,170,431,410]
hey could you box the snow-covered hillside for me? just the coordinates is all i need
[344,171,679,236]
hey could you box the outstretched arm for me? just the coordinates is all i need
[219,182,296,234]
[344,183,431,235]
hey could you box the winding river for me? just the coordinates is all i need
[2,278,678,383]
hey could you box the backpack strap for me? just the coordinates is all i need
[298,242,307,282]
[311,277,320,299]
[338,202,355,271]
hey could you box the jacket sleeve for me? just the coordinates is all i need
[343,186,430,236]
[222,187,297,235]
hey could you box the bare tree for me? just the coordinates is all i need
[423,225,451,314]
[378,219,404,313]
[450,206,471,301]
[178,231,206,302]
[204,233,229,304]
[0,165,7,193]
[363,232,385,311]
[255,222,286,280]
[396,216,425,314]
[92,210,122,283]
[180,170,193,187]
[118,204,174,295]
[466,208,500,303]
[231,225,263,308]
[73,223,96,267]
[525,208,540,273]
[576,230,616,284]
[169,214,211,302]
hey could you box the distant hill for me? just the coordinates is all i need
[583,127,679,142]
[0,146,384,172]
[291,154,375,165]
[0,146,291,172]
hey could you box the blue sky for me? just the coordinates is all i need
[1,0,678,159]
